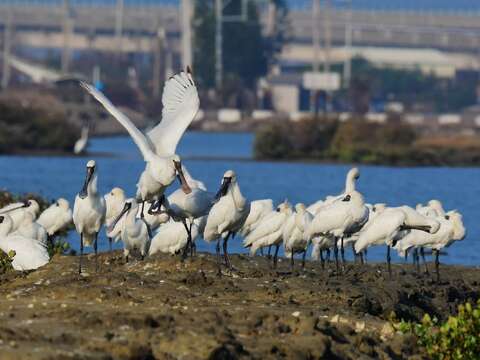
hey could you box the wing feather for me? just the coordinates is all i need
[147,70,199,156]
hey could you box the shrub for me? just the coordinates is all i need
[0,250,15,274]
[393,300,480,360]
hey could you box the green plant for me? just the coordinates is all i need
[393,301,480,360]
[0,250,16,274]
[47,236,72,258]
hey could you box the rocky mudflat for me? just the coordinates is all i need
[0,252,478,359]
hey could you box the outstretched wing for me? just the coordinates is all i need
[147,69,199,156]
[80,82,154,161]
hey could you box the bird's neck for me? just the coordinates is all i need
[345,176,356,193]
[87,175,99,197]
[229,182,246,210]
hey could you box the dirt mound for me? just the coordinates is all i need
[0,252,478,359]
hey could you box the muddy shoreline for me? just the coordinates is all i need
[0,252,478,359]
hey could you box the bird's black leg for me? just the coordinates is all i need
[181,219,192,261]
[267,245,272,259]
[387,245,392,277]
[141,200,146,219]
[352,243,357,263]
[273,244,280,269]
[364,249,368,264]
[108,237,112,253]
[326,248,331,262]
[301,250,306,269]
[435,249,440,283]
[420,247,429,274]
[404,249,408,262]
[189,221,195,257]
[290,252,294,271]
[340,237,345,268]
[260,247,264,257]
[320,250,325,269]
[415,249,421,273]
[94,232,99,272]
[359,251,364,265]
[216,239,221,275]
[78,233,84,274]
[333,237,339,273]
[223,232,232,270]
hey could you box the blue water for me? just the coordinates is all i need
[0,131,478,266]
[9,0,480,12]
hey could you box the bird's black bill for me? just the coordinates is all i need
[0,202,29,214]
[400,224,431,233]
[215,177,232,201]
[79,166,94,199]
[109,202,132,233]
[173,161,192,195]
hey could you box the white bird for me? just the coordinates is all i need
[0,200,40,233]
[73,160,106,274]
[104,187,127,251]
[13,211,48,246]
[74,124,89,155]
[395,210,465,280]
[283,203,313,269]
[204,170,250,271]
[239,199,274,238]
[307,167,360,215]
[243,201,292,268]
[109,198,150,262]
[37,198,73,238]
[80,69,198,215]
[307,190,369,272]
[355,206,440,275]
[311,235,334,267]
[0,214,49,271]
[149,218,201,256]
[164,166,214,258]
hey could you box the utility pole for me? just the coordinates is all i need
[323,0,332,112]
[343,0,352,89]
[1,11,12,90]
[310,0,320,114]
[215,0,223,91]
[153,28,165,98]
[61,0,73,74]
[181,0,193,69]
[115,0,124,54]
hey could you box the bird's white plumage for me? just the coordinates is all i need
[0,200,40,233]
[240,199,274,238]
[118,199,150,259]
[283,203,313,258]
[0,214,49,271]
[149,218,200,255]
[37,198,72,236]
[14,212,48,246]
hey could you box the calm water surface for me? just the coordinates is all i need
[0,131,478,266]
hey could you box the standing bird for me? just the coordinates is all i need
[104,187,127,251]
[0,214,49,271]
[243,201,292,268]
[395,210,465,281]
[307,191,369,273]
[37,198,73,243]
[204,170,250,271]
[73,160,106,274]
[109,198,150,262]
[80,69,198,217]
[355,206,440,276]
[283,203,313,270]
[164,167,214,258]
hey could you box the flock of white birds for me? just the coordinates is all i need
[0,69,466,281]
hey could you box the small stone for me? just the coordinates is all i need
[331,314,340,323]
[27,304,34,309]
[291,311,301,317]
[380,322,395,340]
[61,304,67,308]
[355,321,366,333]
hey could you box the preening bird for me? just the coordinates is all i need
[80,69,198,216]
[0,200,40,233]
[204,170,250,271]
[13,211,48,246]
[355,205,440,275]
[73,160,106,274]
[243,201,292,268]
[109,198,150,262]
[283,203,313,270]
[308,190,368,272]
[239,199,274,238]
[149,217,201,256]
[104,187,127,251]
[37,198,72,238]
[0,214,49,271]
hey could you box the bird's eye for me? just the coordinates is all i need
[445,215,450,220]
[56,202,59,207]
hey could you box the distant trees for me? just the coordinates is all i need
[193,0,288,107]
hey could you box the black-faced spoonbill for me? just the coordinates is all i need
[204,170,250,272]
[73,160,106,274]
